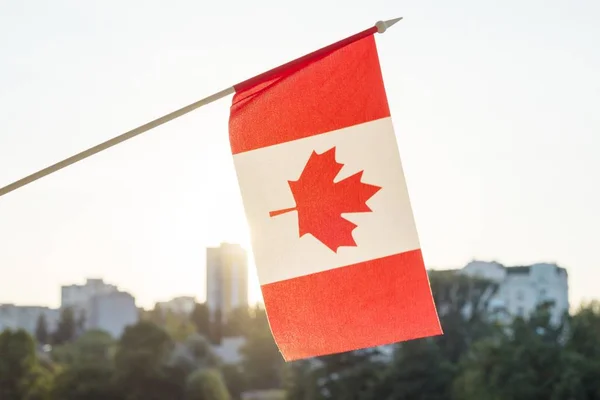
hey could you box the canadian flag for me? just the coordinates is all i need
[0,20,440,359]
[229,31,441,360]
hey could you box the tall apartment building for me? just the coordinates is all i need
[206,243,249,321]
[458,260,569,324]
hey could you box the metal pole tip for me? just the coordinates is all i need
[376,17,403,33]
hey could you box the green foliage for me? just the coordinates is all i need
[0,329,53,400]
[52,307,77,345]
[144,305,166,326]
[168,333,220,377]
[51,363,120,400]
[283,360,322,400]
[429,270,501,363]
[371,340,455,400]
[19,364,55,400]
[210,308,223,345]
[164,309,198,341]
[239,307,284,391]
[113,321,186,400]
[453,303,583,400]
[51,329,115,366]
[3,293,600,400]
[190,302,211,338]
[223,307,252,337]
[310,349,388,400]
[46,329,118,398]
[220,363,247,400]
[565,301,600,399]
[75,311,86,336]
[185,368,231,400]
[75,329,115,364]
[35,314,49,345]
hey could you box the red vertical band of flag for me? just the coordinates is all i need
[233,26,378,93]
[229,34,389,154]
[260,250,440,360]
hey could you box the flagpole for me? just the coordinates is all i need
[0,18,402,199]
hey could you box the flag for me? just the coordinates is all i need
[228,32,441,361]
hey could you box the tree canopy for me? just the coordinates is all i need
[2,279,600,399]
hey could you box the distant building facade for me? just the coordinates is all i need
[458,260,569,324]
[87,291,138,338]
[0,278,138,338]
[0,305,59,335]
[156,296,197,315]
[61,278,117,313]
[206,243,249,321]
[61,278,138,338]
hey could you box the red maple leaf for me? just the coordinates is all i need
[269,147,381,252]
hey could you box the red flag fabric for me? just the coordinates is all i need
[228,33,441,361]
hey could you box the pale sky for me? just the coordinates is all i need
[1,1,598,310]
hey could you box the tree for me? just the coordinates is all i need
[239,308,284,391]
[302,348,386,400]
[35,314,49,345]
[283,359,322,400]
[281,271,502,400]
[49,329,118,399]
[222,307,252,337]
[144,305,166,326]
[565,301,600,398]
[52,329,115,367]
[210,308,223,345]
[164,309,197,341]
[76,310,86,336]
[452,302,585,400]
[185,369,231,400]
[370,340,455,400]
[0,329,53,400]
[22,365,54,400]
[190,302,211,338]
[53,307,77,345]
[220,363,247,400]
[168,333,220,377]
[428,270,501,363]
[113,321,185,400]
[51,363,120,400]
[74,329,114,365]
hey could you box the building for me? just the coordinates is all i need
[206,243,249,321]
[0,304,59,335]
[156,296,197,315]
[87,291,138,338]
[61,278,117,313]
[458,260,569,324]
[61,278,138,337]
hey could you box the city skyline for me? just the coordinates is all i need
[0,257,573,310]
[1,1,599,310]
